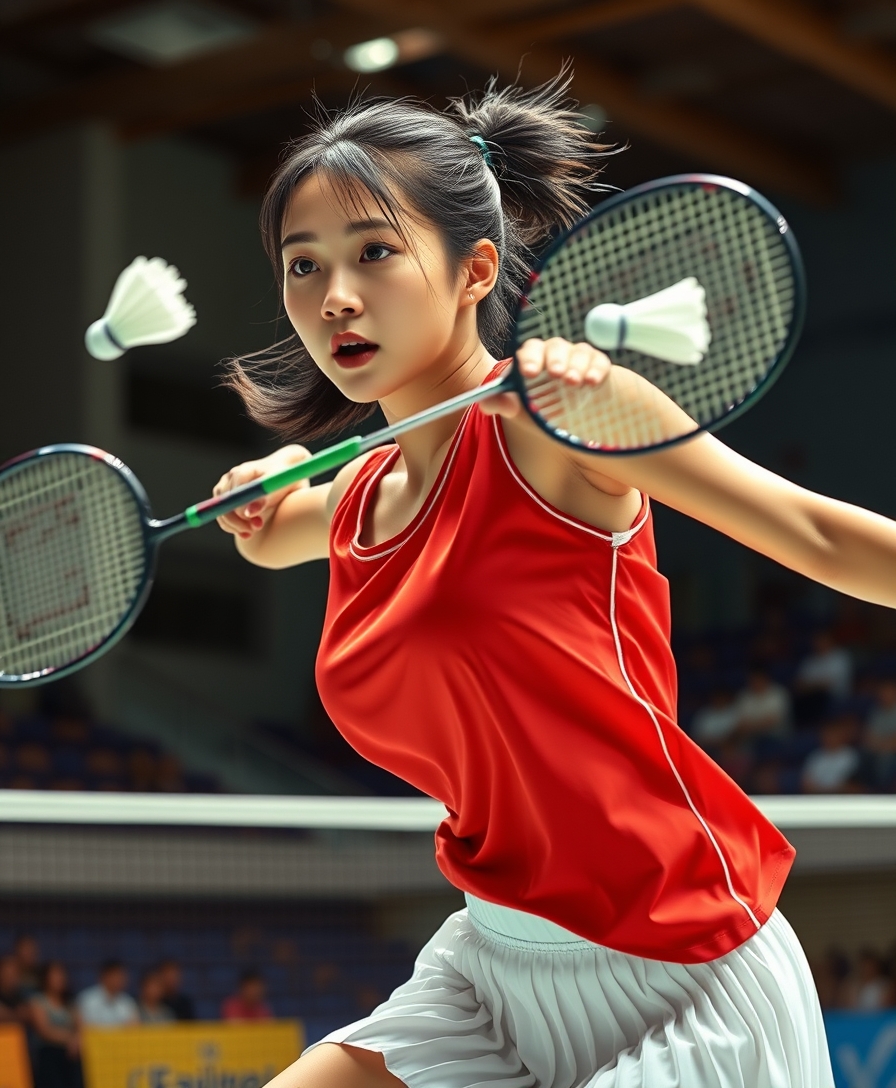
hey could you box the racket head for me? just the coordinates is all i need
[509,173,806,454]
[0,444,155,686]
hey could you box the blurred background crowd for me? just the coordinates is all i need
[678,587,896,797]
[0,922,413,1087]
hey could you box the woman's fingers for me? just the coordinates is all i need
[212,446,311,540]
[517,338,612,387]
[517,338,546,379]
[213,463,265,537]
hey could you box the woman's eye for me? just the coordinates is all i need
[361,243,392,262]
[289,257,318,277]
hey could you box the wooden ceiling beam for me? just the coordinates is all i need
[121,66,419,142]
[330,0,835,204]
[0,11,395,143]
[500,0,680,42]
[694,0,896,113]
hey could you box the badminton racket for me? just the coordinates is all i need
[0,174,804,685]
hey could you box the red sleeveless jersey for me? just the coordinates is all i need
[316,381,795,964]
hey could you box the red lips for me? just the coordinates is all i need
[330,331,379,369]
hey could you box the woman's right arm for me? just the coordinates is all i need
[214,445,378,569]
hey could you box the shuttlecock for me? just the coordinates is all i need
[85,256,197,360]
[584,277,710,365]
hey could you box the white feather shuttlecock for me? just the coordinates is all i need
[85,256,197,360]
[584,277,710,366]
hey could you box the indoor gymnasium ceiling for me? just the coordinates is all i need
[1,0,896,203]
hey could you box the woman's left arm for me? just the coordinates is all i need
[600,431,896,608]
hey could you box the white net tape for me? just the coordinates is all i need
[516,183,796,450]
[0,453,146,679]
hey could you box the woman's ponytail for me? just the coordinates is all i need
[447,67,614,246]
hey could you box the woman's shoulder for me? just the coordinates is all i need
[325,446,394,519]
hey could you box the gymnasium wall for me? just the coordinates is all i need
[0,123,328,765]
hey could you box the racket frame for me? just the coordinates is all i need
[0,443,159,687]
[512,173,807,456]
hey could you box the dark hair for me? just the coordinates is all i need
[100,958,124,976]
[238,968,264,986]
[224,69,614,442]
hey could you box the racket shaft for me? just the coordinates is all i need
[182,375,508,531]
[184,437,363,528]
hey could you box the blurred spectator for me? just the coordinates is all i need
[863,678,896,789]
[157,959,195,1021]
[14,934,41,995]
[847,949,894,1010]
[750,761,783,796]
[0,954,26,1022]
[690,689,739,747]
[749,601,795,670]
[221,969,272,1021]
[734,669,791,744]
[794,631,852,726]
[802,716,863,794]
[711,737,753,790]
[138,970,175,1024]
[30,961,83,1088]
[811,947,851,1010]
[76,959,139,1026]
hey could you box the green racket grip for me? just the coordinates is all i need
[184,436,364,529]
[260,436,364,492]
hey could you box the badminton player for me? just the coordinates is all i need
[211,74,895,1087]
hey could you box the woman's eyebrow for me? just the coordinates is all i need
[280,218,396,250]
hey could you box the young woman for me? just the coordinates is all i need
[215,74,896,1087]
[30,962,83,1088]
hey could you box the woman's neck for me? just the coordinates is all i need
[379,340,498,493]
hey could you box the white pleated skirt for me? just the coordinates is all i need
[306,894,834,1088]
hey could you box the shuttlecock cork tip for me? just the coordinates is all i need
[585,277,710,366]
[85,319,125,360]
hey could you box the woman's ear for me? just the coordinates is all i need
[463,239,500,303]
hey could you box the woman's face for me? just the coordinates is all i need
[46,963,66,995]
[280,172,477,411]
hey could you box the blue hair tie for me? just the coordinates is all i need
[469,134,496,173]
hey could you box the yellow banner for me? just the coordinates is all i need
[0,1024,32,1088]
[82,1020,304,1088]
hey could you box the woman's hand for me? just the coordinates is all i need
[480,338,612,418]
[214,445,312,541]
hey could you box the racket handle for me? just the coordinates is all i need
[182,436,364,529]
[260,436,365,492]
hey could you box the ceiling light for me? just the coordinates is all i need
[343,36,400,73]
[343,28,443,73]
[88,0,257,66]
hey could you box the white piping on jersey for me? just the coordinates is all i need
[609,546,762,933]
[350,410,472,562]
[492,416,650,545]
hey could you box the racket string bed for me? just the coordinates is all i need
[517,184,796,451]
[0,454,145,678]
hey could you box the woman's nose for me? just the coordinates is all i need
[322,275,363,318]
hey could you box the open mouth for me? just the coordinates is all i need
[331,336,379,368]
[335,341,375,356]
